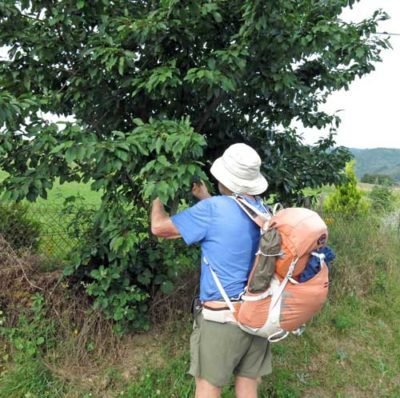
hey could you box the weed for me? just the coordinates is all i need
[0,294,65,397]
[0,358,66,398]
[0,202,41,251]
[1,294,55,359]
[331,310,355,332]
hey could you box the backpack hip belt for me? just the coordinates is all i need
[201,300,241,324]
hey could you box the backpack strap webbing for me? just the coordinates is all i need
[204,256,236,313]
[231,196,271,229]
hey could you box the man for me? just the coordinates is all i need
[151,143,272,398]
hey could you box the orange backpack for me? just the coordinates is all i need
[204,197,331,342]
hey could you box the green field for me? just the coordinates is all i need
[0,170,101,269]
[0,170,101,206]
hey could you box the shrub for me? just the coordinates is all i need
[323,161,369,217]
[0,202,41,251]
[64,201,199,333]
[369,185,394,213]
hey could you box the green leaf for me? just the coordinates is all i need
[161,280,174,294]
[157,156,170,167]
[355,48,365,58]
[155,137,163,154]
[138,269,153,286]
[118,57,125,75]
[213,12,222,23]
[110,236,125,252]
[133,118,144,126]
[36,336,45,345]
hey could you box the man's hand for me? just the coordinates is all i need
[192,181,211,200]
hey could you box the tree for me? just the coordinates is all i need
[0,0,390,203]
[0,1,390,329]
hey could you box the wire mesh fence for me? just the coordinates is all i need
[1,199,399,273]
[0,202,97,269]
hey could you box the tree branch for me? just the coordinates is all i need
[195,93,225,133]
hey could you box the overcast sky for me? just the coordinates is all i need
[1,1,399,149]
[302,0,400,149]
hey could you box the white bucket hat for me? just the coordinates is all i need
[210,143,268,195]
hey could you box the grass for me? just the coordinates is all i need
[0,170,101,207]
[37,178,101,207]
[0,358,66,398]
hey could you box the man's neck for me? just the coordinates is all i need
[223,191,256,201]
[242,193,256,201]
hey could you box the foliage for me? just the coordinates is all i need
[0,294,55,360]
[0,202,41,251]
[65,200,199,332]
[0,1,389,202]
[0,0,390,329]
[323,160,370,217]
[361,173,395,186]
[369,184,395,213]
[0,294,65,397]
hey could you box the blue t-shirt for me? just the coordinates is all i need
[171,195,265,302]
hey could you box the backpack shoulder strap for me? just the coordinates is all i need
[231,195,271,229]
[206,198,272,312]
[204,256,236,313]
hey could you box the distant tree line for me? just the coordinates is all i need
[360,174,395,186]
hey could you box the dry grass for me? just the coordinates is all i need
[0,233,196,397]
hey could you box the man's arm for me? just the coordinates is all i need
[151,198,181,239]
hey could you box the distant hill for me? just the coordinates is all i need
[349,148,400,183]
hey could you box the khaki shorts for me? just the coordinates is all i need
[189,311,272,387]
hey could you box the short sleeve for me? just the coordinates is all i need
[171,199,212,245]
